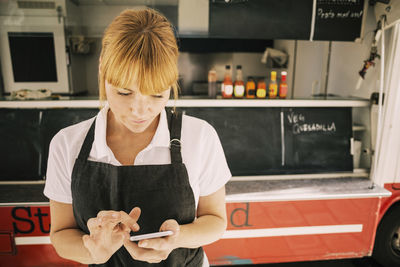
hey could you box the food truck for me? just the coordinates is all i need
[0,0,399,266]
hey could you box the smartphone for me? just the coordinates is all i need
[129,230,174,242]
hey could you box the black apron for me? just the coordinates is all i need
[71,110,204,266]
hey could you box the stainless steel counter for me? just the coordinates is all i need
[226,177,391,203]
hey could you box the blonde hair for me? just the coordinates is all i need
[98,8,179,103]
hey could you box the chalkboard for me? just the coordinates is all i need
[178,37,273,53]
[0,108,98,181]
[209,0,364,41]
[0,109,41,181]
[180,107,353,175]
[282,107,353,173]
[0,107,353,181]
[209,0,313,40]
[314,0,365,41]
[181,107,283,175]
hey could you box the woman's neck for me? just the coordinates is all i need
[106,109,159,140]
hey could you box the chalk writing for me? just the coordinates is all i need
[293,122,337,134]
[317,8,363,19]
[318,0,358,4]
[287,112,337,135]
[287,112,305,124]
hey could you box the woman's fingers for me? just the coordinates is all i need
[85,209,182,264]
[83,210,141,265]
[124,239,169,263]
[160,219,180,243]
[95,208,141,232]
[122,218,177,263]
[138,237,168,251]
[129,207,141,220]
[97,210,121,224]
[137,219,180,251]
[159,219,180,235]
[87,218,101,235]
[121,207,141,231]
[123,238,140,258]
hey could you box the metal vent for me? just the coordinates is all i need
[17,1,56,9]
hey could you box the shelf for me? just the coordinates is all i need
[0,99,370,109]
[169,99,370,107]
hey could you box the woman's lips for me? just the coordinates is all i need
[131,119,147,124]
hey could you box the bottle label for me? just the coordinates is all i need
[247,89,256,97]
[234,85,245,97]
[224,85,233,96]
[256,89,266,98]
[269,84,278,98]
[279,84,288,98]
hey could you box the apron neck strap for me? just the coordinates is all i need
[167,109,183,164]
[77,118,96,160]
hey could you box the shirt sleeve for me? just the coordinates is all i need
[43,131,73,204]
[198,122,232,197]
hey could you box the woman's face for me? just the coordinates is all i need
[105,80,170,134]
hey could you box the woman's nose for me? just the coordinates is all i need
[130,95,147,117]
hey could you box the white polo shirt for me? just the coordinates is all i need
[44,104,232,207]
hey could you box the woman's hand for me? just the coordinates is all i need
[123,219,180,263]
[82,207,141,264]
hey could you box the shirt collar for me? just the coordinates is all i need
[94,104,170,159]
[150,108,171,148]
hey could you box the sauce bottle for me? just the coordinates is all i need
[233,65,245,98]
[222,65,233,98]
[279,71,288,99]
[256,78,267,99]
[246,77,256,98]
[268,71,278,99]
[208,68,217,99]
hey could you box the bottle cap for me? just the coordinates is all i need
[280,71,287,82]
[208,69,217,82]
[226,65,231,69]
[236,65,242,69]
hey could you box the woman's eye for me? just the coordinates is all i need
[152,95,163,98]
[117,91,132,96]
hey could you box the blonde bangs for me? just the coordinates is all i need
[99,8,179,102]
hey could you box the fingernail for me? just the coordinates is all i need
[140,241,147,247]
[112,213,119,218]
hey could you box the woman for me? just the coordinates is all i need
[44,8,231,266]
